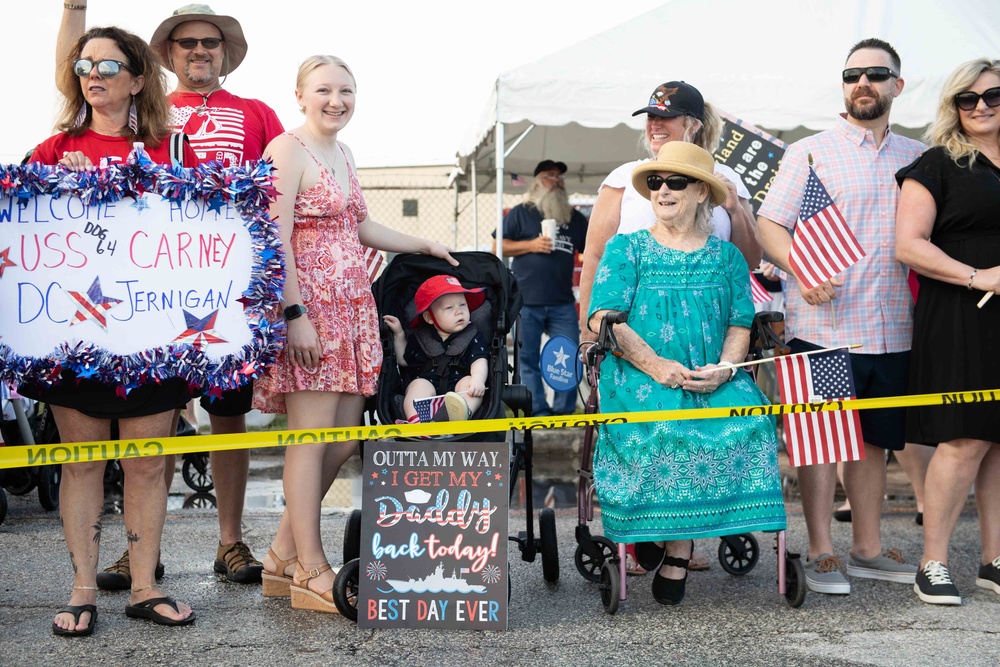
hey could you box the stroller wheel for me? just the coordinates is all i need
[183,492,218,509]
[598,561,620,615]
[0,487,7,525]
[182,453,214,492]
[37,464,60,511]
[3,470,35,496]
[574,535,616,583]
[333,558,360,621]
[539,508,559,583]
[343,509,363,563]
[718,533,759,576]
[784,554,807,608]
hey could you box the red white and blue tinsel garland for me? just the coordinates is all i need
[0,146,285,396]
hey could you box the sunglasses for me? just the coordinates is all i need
[646,174,701,192]
[841,67,898,84]
[954,86,1000,111]
[169,37,224,50]
[73,58,136,78]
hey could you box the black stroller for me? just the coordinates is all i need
[334,251,559,620]
[574,310,808,613]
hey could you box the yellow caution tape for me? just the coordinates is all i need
[1,388,997,469]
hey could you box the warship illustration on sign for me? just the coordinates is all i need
[378,561,487,595]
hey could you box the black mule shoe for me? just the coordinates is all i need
[652,555,690,605]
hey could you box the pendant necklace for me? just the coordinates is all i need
[307,127,338,177]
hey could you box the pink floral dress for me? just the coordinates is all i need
[254,134,381,413]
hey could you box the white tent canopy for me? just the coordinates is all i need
[459,0,1000,198]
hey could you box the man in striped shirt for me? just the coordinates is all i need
[756,38,925,596]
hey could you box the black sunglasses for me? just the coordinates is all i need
[954,86,1000,111]
[169,37,224,50]
[842,67,898,84]
[73,58,136,78]
[646,174,701,192]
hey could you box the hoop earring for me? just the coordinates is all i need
[128,95,138,133]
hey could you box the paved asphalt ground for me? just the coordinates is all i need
[1,444,997,667]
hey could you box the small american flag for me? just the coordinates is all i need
[774,348,864,467]
[413,393,447,422]
[788,166,866,290]
[362,245,384,284]
[510,173,526,187]
[750,271,773,305]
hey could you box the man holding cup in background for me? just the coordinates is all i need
[493,160,588,416]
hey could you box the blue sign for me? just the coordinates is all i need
[540,335,582,391]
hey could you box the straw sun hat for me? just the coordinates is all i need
[631,142,728,205]
[150,4,248,76]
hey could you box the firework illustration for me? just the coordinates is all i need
[481,564,502,584]
[366,560,388,581]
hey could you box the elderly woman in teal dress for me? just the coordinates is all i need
[588,142,786,605]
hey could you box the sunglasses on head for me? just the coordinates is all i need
[954,86,1000,111]
[73,58,136,78]
[841,67,898,84]
[646,174,701,192]
[169,37,223,50]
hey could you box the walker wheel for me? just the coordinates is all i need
[333,558,360,621]
[718,533,759,576]
[598,561,620,615]
[574,535,616,583]
[785,554,807,608]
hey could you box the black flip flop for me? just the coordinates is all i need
[52,604,98,637]
[125,597,195,626]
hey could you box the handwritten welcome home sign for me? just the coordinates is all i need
[359,440,509,630]
[0,148,284,394]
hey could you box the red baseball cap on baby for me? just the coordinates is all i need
[410,275,486,328]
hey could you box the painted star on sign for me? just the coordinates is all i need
[171,309,228,350]
[553,346,570,368]
[131,196,150,213]
[0,246,16,279]
[66,277,123,331]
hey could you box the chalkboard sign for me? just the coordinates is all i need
[714,110,789,214]
[358,440,509,630]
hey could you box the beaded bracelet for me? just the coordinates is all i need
[64,2,87,9]
[968,268,978,290]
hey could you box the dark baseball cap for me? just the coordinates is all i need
[632,81,705,120]
[533,159,568,177]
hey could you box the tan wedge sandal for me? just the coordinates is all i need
[290,563,339,613]
[261,549,297,598]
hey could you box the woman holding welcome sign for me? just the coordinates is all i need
[253,55,456,614]
[23,26,198,635]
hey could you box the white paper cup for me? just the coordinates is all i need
[541,218,557,239]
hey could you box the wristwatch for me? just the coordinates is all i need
[283,304,307,321]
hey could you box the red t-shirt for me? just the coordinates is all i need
[167,89,284,167]
[31,129,199,167]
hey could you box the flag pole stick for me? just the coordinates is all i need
[978,292,993,309]
[830,301,837,330]
[721,343,862,371]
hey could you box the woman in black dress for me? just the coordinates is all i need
[895,58,1000,606]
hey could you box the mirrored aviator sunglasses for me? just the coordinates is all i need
[841,66,897,84]
[73,58,136,78]
[646,174,700,192]
[954,86,1000,111]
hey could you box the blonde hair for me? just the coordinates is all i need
[296,54,356,93]
[638,101,723,157]
[926,58,1000,165]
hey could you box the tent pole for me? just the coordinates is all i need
[495,120,505,262]
[471,157,478,251]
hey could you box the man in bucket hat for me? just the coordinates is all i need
[57,2,284,587]
[493,160,588,417]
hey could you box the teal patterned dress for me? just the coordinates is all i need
[589,231,786,543]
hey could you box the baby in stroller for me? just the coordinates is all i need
[382,275,489,422]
